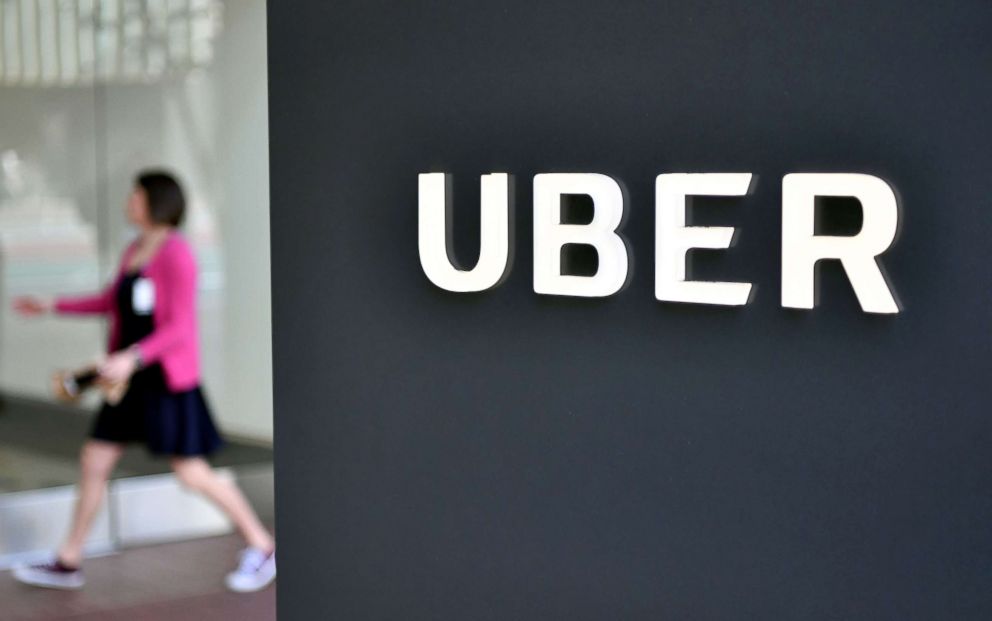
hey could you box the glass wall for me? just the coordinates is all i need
[0,0,272,441]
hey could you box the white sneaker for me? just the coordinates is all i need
[225,547,276,593]
[12,559,85,590]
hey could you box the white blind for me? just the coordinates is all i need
[1,0,222,86]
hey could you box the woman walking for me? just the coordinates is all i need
[11,170,275,593]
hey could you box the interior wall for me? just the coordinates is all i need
[213,0,273,440]
[268,1,992,619]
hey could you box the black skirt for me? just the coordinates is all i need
[91,364,223,457]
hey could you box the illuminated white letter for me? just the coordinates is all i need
[533,173,629,297]
[781,173,900,314]
[655,173,753,306]
[418,172,510,292]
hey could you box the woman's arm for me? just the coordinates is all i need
[53,286,116,315]
[14,285,116,317]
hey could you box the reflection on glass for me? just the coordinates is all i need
[0,0,271,442]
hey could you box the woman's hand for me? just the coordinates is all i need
[100,349,140,384]
[13,296,51,317]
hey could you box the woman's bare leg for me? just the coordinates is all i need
[58,440,125,566]
[170,457,274,551]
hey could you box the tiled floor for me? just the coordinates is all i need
[0,534,276,620]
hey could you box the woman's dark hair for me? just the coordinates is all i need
[136,170,186,227]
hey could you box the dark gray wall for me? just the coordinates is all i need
[268,2,992,619]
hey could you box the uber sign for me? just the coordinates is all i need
[419,172,901,314]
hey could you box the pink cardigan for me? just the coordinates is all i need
[54,232,201,392]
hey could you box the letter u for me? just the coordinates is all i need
[418,172,511,292]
